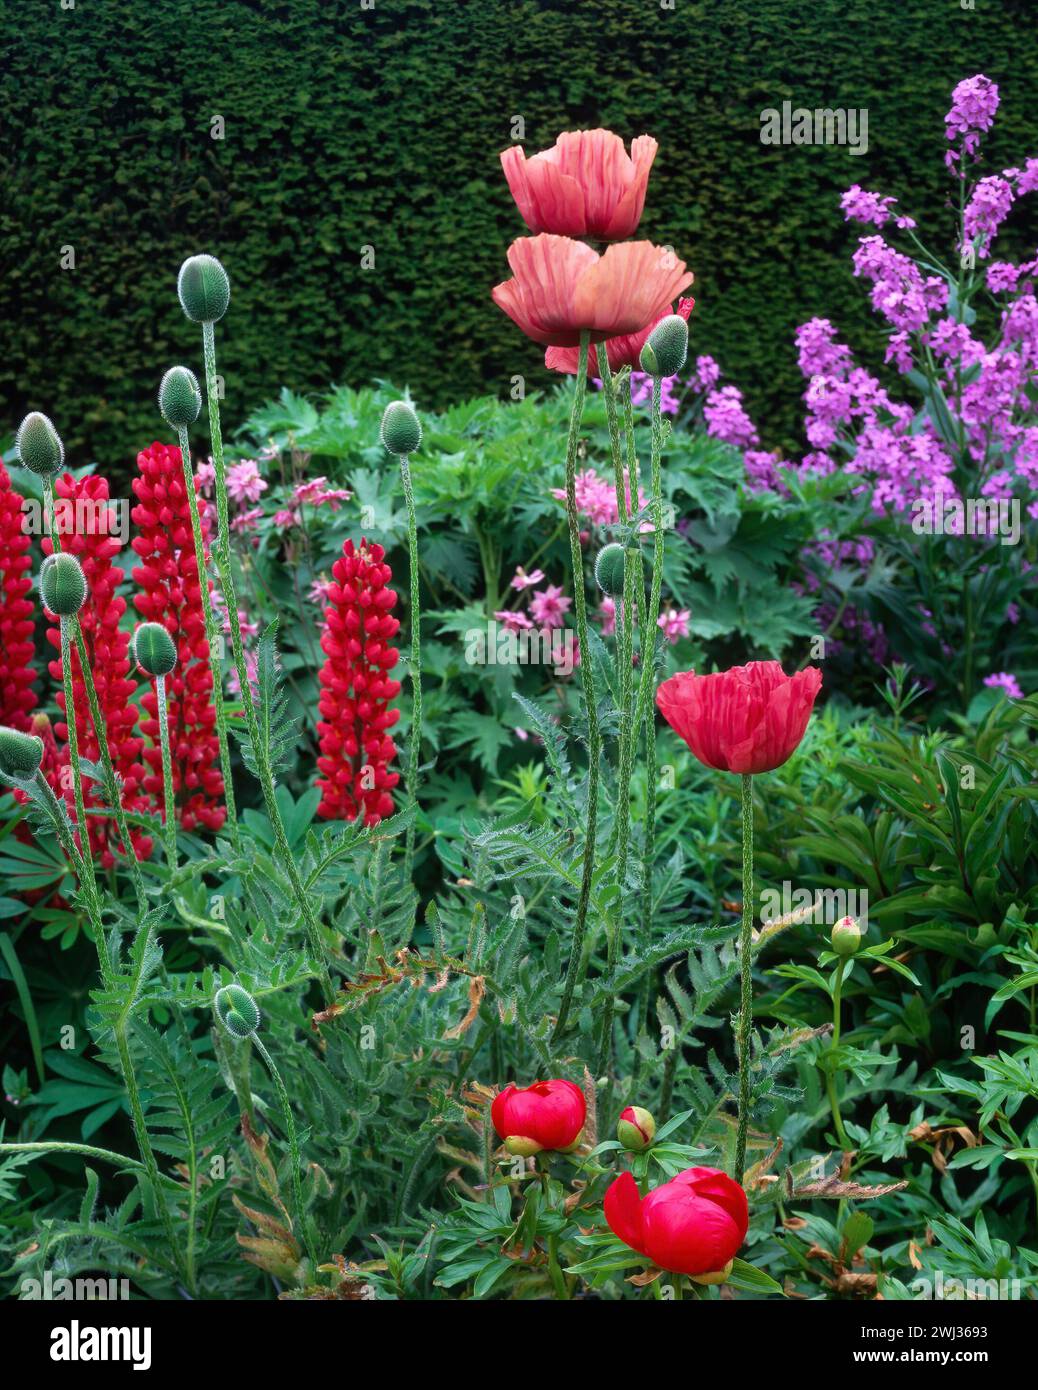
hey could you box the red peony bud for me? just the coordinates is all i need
[491,1078,586,1155]
[617,1105,656,1152]
[604,1166,748,1277]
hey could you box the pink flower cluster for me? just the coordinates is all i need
[945,75,1000,172]
[274,476,353,529]
[551,468,646,527]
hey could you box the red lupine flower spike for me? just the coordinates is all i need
[42,472,153,868]
[131,441,226,833]
[0,460,38,730]
[315,537,401,826]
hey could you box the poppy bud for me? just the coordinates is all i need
[380,401,422,457]
[131,622,177,677]
[16,412,64,478]
[491,1079,586,1155]
[214,983,261,1039]
[639,313,689,378]
[595,543,626,599]
[0,726,45,781]
[40,553,86,616]
[177,254,231,323]
[617,1105,656,1152]
[831,915,863,956]
[159,366,203,427]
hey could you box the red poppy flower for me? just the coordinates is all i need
[500,130,658,240]
[546,296,695,377]
[604,1166,748,1277]
[491,1078,586,1155]
[656,661,822,775]
[492,235,694,348]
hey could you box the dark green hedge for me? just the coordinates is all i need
[3,0,1036,465]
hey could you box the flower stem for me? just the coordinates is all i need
[30,762,183,1280]
[634,379,667,1028]
[254,1035,318,1273]
[114,1022,188,1287]
[200,320,332,1001]
[596,347,637,1071]
[58,614,110,980]
[734,772,754,1181]
[553,332,600,1042]
[155,674,178,873]
[826,956,851,1150]
[43,475,57,547]
[177,422,237,847]
[399,456,422,885]
[72,622,147,911]
[632,377,667,736]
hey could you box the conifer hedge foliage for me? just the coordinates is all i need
[3,0,1037,461]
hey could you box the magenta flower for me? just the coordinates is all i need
[984,672,1024,700]
[494,609,534,633]
[510,565,546,591]
[196,458,216,494]
[704,386,759,449]
[226,459,267,506]
[529,584,572,629]
[945,74,1000,171]
[658,607,691,644]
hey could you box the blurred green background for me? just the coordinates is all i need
[3,0,1036,466]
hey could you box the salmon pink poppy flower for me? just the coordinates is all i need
[604,1166,748,1277]
[500,130,658,240]
[491,1078,586,1156]
[656,661,822,775]
[493,235,694,348]
[546,296,695,376]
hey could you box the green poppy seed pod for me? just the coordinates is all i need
[0,726,44,781]
[158,366,203,427]
[639,314,689,378]
[380,401,422,457]
[132,622,177,677]
[215,984,261,1039]
[831,915,864,957]
[617,1105,656,1153]
[16,412,64,478]
[177,254,231,323]
[40,553,87,616]
[594,543,626,599]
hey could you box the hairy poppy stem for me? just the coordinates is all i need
[399,455,422,884]
[735,772,754,1181]
[155,674,178,873]
[176,422,238,848]
[200,321,333,1001]
[72,623,147,912]
[595,347,637,1072]
[636,378,667,1044]
[57,614,110,980]
[254,1035,318,1273]
[553,331,600,1042]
